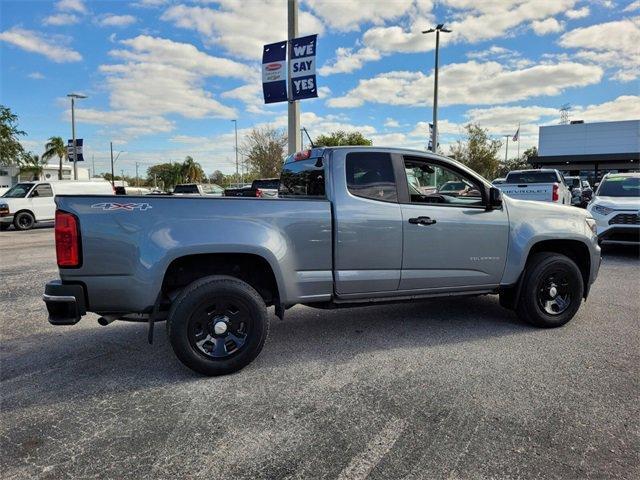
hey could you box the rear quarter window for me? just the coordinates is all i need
[279,158,326,197]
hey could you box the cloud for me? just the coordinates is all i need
[133,0,168,7]
[531,18,565,35]
[0,27,82,62]
[572,95,640,122]
[43,13,80,26]
[559,18,640,81]
[27,72,45,80]
[56,0,86,14]
[623,1,640,12]
[319,47,381,75]
[565,6,590,18]
[97,14,137,27]
[161,1,325,60]
[72,109,174,139]
[384,118,400,128]
[304,0,416,31]
[328,61,603,108]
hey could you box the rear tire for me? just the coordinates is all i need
[166,275,269,376]
[516,253,584,328]
[13,211,35,231]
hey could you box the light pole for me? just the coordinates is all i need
[109,141,125,187]
[503,135,510,162]
[422,24,451,153]
[67,93,87,180]
[231,119,239,185]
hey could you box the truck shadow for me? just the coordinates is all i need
[1,295,533,413]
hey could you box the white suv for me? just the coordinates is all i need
[587,173,640,245]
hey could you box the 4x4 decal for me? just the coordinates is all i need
[91,202,153,211]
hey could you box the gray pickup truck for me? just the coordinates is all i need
[44,147,601,375]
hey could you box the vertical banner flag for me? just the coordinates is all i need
[67,139,84,162]
[290,34,317,101]
[262,41,288,104]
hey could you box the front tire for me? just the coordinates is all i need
[516,253,584,328]
[13,211,35,231]
[166,275,269,376]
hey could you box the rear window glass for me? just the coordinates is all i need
[279,158,325,197]
[173,185,199,194]
[346,152,397,202]
[506,171,559,183]
[253,179,280,189]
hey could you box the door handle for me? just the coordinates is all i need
[408,216,436,226]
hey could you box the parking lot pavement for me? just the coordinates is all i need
[1,227,639,480]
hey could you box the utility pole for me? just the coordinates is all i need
[135,162,139,187]
[91,154,95,178]
[121,169,125,187]
[110,142,115,187]
[422,25,451,153]
[287,0,301,155]
[232,119,239,185]
[503,135,510,162]
[67,93,87,180]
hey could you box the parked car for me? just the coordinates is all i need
[500,169,572,205]
[43,147,600,376]
[115,186,152,195]
[492,177,506,185]
[587,172,640,245]
[0,180,113,231]
[224,178,280,198]
[173,183,224,196]
[564,176,585,206]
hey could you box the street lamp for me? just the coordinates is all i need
[231,119,240,185]
[67,93,87,180]
[422,24,451,153]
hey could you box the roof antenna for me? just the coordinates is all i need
[301,127,315,148]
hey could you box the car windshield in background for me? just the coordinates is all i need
[506,172,558,183]
[253,179,279,189]
[279,157,325,197]
[2,183,33,198]
[598,177,640,197]
[173,185,199,194]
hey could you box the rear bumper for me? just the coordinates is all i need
[43,280,86,325]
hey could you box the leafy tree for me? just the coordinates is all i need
[147,162,184,190]
[18,152,47,180]
[209,169,226,185]
[0,105,26,166]
[314,130,373,147]
[241,127,287,178]
[448,124,502,179]
[494,146,538,178]
[42,136,67,180]
[181,156,205,183]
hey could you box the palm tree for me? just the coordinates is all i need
[42,136,66,180]
[18,152,47,180]
[181,156,203,183]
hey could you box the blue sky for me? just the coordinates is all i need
[1,0,639,176]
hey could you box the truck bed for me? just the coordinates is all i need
[55,195,333,312]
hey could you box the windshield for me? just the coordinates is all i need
[173,184,199,194]
[598,176,640,197]
[506,171,558,183]
[2,183,33,198]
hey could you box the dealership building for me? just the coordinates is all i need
[531,119,639,183]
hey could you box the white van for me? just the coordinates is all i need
[0,181,114,231]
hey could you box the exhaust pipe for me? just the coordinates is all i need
[97,315,118,326]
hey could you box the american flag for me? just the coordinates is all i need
[512,126,520,142]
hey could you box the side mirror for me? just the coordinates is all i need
[486,187,502,210]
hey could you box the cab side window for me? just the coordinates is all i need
[31,184,53,198]
[346,152,397,202]
[404,159,484,207]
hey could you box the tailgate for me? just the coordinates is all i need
[500,183,553,202]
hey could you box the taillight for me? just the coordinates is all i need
[55,210,81,267]
[552,183,559,202]
[255,188,263,198]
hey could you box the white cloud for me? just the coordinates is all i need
[384,118,400,128]
[56,0,86,14]
[559,18,640,81]
[161,1,325,60]
[565,6,590,18]
[97,14,137,27]
[304,0,416,31]
[43,13,80,26]
[319,47,381,75]
[27,72,45,80]
[572,95,640,122]
[623,1,640,12]
[134,0,168,7]
[0,27,82,62]
[531,18,565,35]
[73,109,174,139]
[328,61,603,108]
